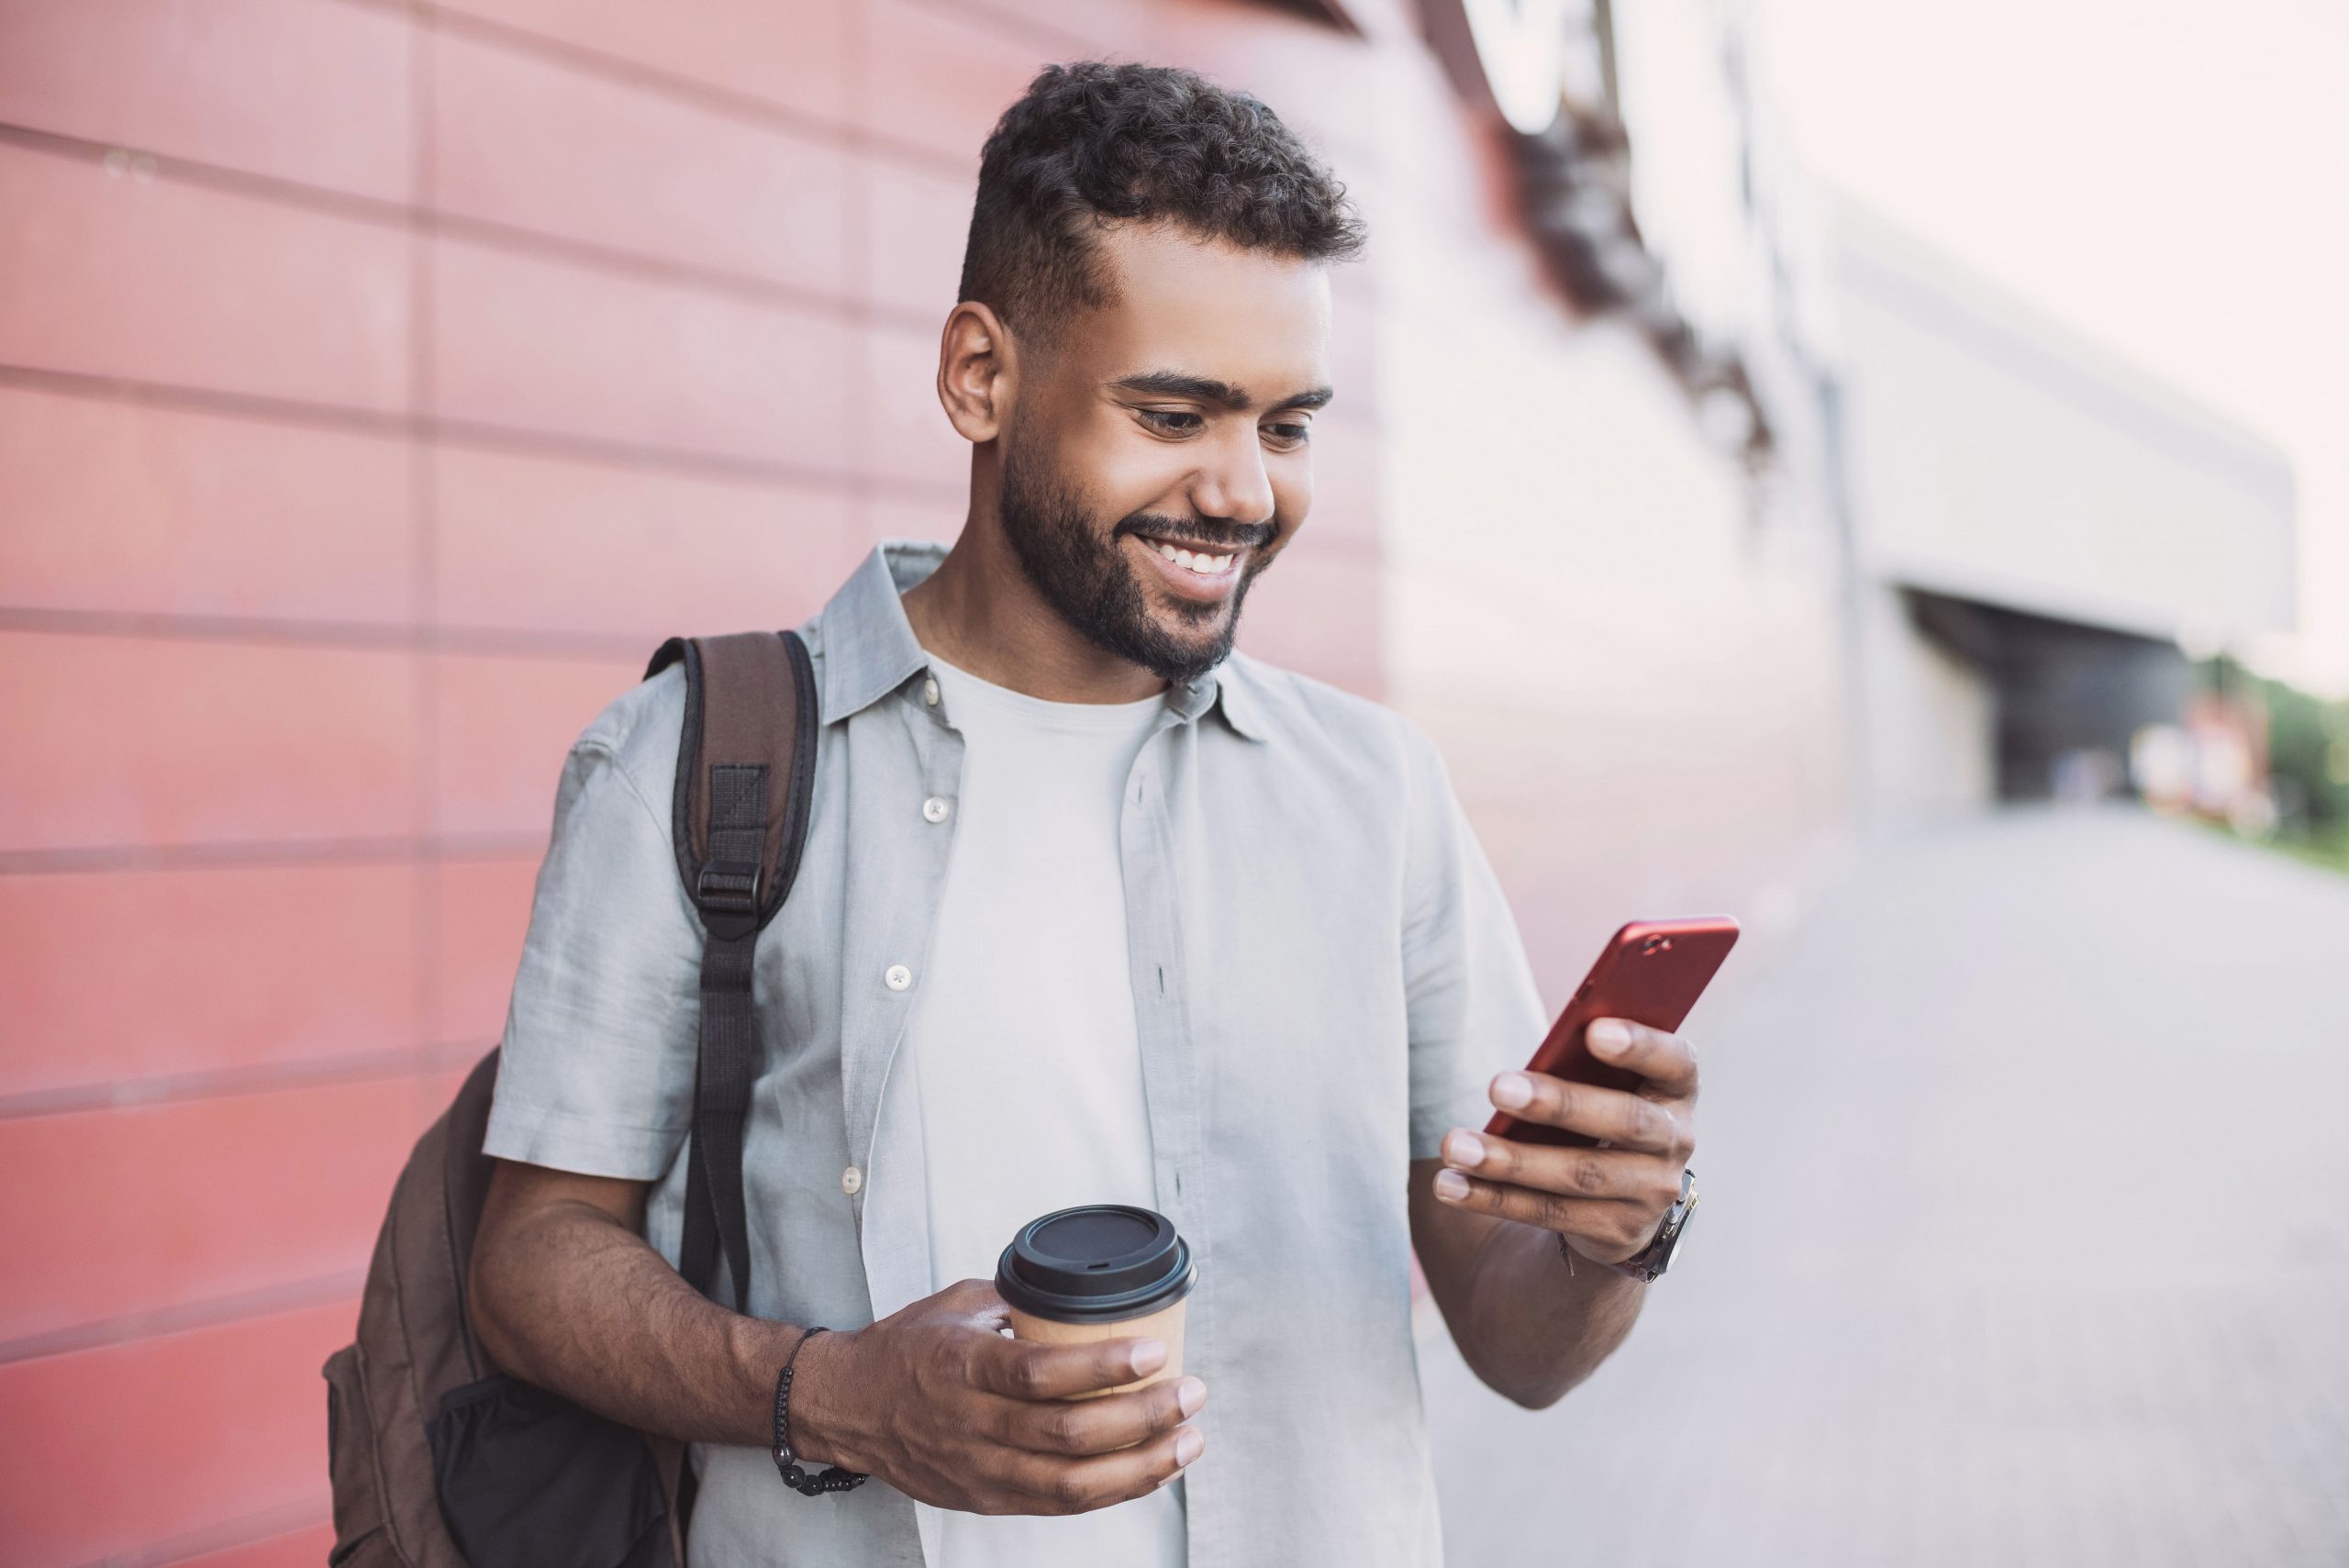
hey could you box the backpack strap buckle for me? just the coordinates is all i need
[695,859,762,917]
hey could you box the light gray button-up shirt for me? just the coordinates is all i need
[484,539,1546,1566]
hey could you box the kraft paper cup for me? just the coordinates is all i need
[996,1205,1197,1400]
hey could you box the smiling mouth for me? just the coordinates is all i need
[1133,533,1243,579]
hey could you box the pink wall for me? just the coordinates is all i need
[0,0,1396,1560]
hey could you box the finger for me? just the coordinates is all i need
[1585,1019,1699,1100]
[1479,1074,1684,1153]
[1442,1132,1687,1205]
[1429,1173,1662,1256]
[1441,1136,1683,1205]
[996,1423,1206,1516]
[974,1331,1169,1402]
[995,1374,1207,1458]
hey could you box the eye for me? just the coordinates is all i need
[1137,408,1205,437]
[1263,421,1312,450]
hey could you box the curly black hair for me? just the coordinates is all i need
[957,61,1364,351]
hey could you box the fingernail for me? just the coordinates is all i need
[1177,1376,1206,1417]
[1444,1129,1486,1167]
[1588,1020,1630,1057]
[1175,1429,1204,1465]
[1131,1340,1167,1375]
[1434,1169,1470,1201]
[1491,1072,1532,1109]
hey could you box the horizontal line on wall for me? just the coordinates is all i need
[0,832,545,877]
[0,118,395,222]
[433,205,906,325]
[389,0,980,179]
[0,122,942,333]
[0,605,673,662]
[892,0,1106,56]
[877,0,1361,83]
[75,1498,330,1568]
[0,1271,366,1368]
[0,361,417,439]
[0,363,969,503]
[0,1043,489,1124]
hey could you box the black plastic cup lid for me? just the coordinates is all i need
[996,1205,1196,1323]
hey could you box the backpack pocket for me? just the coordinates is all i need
[428,1373,674,1568]
[323,1344,399,1565]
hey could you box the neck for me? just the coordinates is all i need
[900,505,1170,706]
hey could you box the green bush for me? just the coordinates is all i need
[2204,656,2349,871]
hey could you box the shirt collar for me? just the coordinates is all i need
[811,539,1270,744]
[810,539,941,725]
[1180,651,1269,743]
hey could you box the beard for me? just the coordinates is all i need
[995,428,1276,686]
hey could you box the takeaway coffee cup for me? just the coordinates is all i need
[996,1204,1197,1400]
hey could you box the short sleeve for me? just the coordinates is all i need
[482,729,703,1181]
[1399,723,1548,1161]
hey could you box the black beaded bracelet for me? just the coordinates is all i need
[773,1327,868,1496]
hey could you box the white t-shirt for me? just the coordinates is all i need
[871,653,1186,1568]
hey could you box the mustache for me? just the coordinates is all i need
[1116,514,1276,555]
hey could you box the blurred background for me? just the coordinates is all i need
[1,0,2343,1563]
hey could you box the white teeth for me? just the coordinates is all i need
[1145,539,1237,577]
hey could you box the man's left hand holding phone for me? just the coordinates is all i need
[1430,1019,1700,1270]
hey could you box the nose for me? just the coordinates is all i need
[1190,427,1276,532]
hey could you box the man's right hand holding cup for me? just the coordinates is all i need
[785,1279,1207,1515]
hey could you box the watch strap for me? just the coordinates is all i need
[1606,1168,1696,1283]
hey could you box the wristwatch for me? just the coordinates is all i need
[1605,1168,1697,1283]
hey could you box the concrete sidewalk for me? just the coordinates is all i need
[1422,808,2349,1566]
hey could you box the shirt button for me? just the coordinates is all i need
[921,796,952,824]
[923,676,941,706]
[841,1165,863,1195]
[884,963,912,991]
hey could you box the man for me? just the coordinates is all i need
[470,61,1699,1567]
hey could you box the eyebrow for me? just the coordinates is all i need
[1110,371,1335,415]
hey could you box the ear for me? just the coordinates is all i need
[936,301,1018,444]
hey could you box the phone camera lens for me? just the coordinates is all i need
[1641,936,1673,955]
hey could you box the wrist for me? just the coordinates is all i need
[1554,1225,1649,1276]
[706,1316,794,1448]
[1584,1169,1697,1284]
[775,1326,863,1471]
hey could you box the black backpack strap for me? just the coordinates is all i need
[644,630,819,1311]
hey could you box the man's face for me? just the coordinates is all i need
[996,225,1333,685]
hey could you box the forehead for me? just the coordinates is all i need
[1066,224,1332,391]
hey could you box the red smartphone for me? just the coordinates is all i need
[1485,917,1741,1149]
